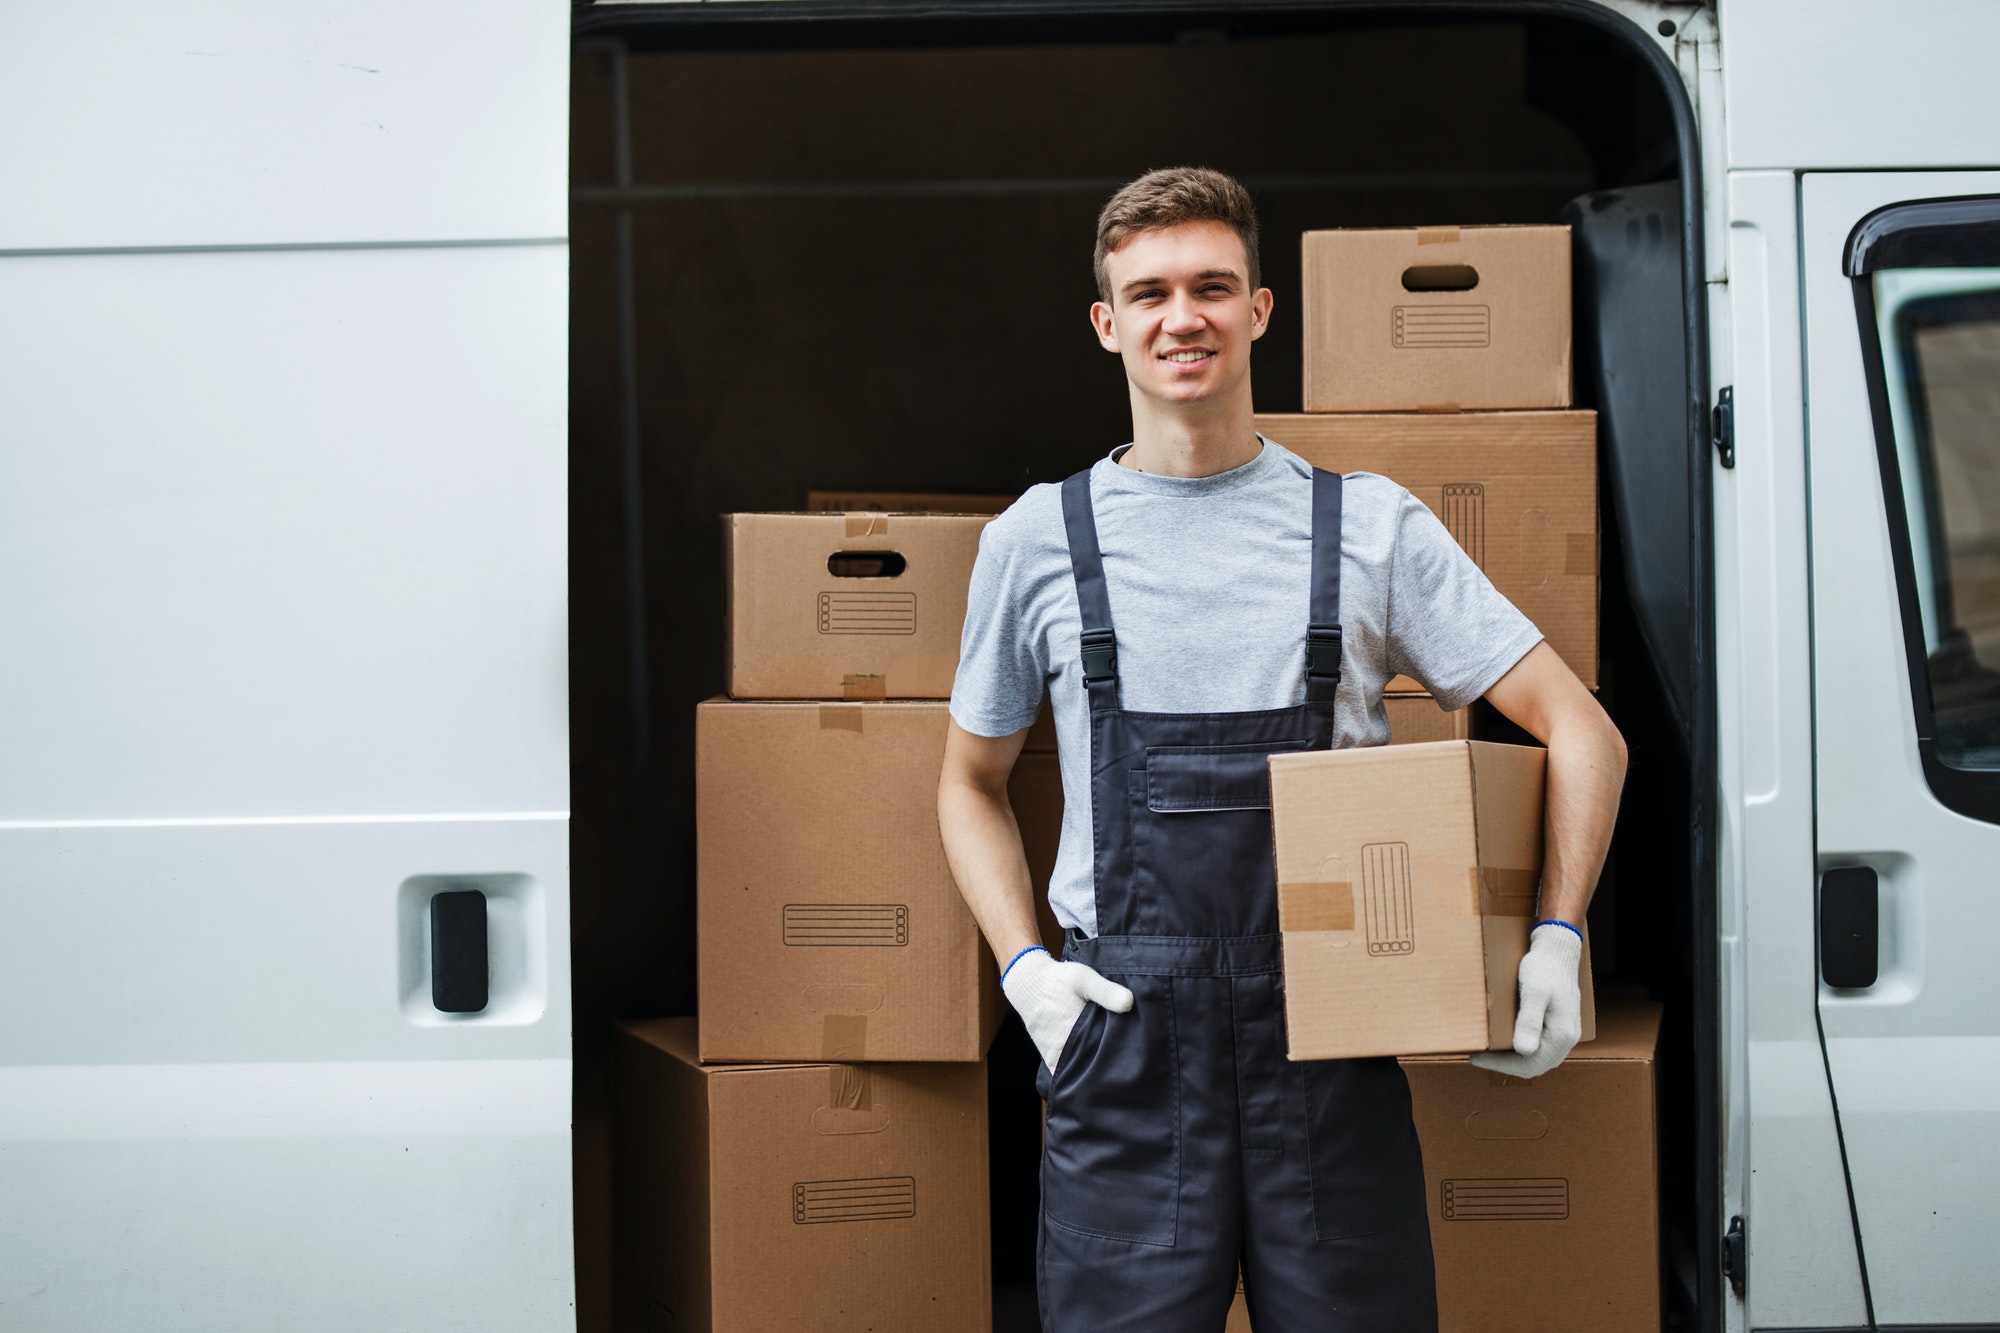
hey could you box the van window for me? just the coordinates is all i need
[1871,270,2000,769]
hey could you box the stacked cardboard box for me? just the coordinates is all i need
[1258,222,1599,701]
[617,503,1040,1329]
[1224,1002,1660,1331]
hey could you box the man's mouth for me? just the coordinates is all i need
[1161,349,1216,365]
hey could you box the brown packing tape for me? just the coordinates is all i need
[1278,880,1355,932]
[1473,866,1541,916]
[818,703,865,732]
[1565,531,1599,576]
[841,674,887,701]
[821,1013,867,1061]
[1416,225,1462,246]
[843,513,887,538]
[826,1063,872,1112]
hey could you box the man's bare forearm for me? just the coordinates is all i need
[938,722,1045,966]
[1536,705,1627,925]
[1483,642,1629,924]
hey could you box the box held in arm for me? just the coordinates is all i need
[1269,740,1595,1061]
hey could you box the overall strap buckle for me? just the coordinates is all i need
[1080,628,1119,683]
[1306,622,1344,683]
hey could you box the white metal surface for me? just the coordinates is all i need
[0,5,573,1328]
[1804,168,2000,1325]
[0,246,567,819]
[1721,0,2000,172]
[1719,171,1870,1330]
[0,1,568,251]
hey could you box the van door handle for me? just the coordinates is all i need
[1818,865,1879,989]
[430,889,490,1013]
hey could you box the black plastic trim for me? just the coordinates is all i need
[572,4,1717,1327]
[1848,200,2000,827]
[1846,195,2000,277]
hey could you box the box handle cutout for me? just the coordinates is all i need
[827,550,907,578]
[1400,264,1480,292]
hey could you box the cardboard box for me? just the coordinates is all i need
[807,489,1014,514]
[1226,1272,1251,1331]
[1269,740,1595,1060]
[725,512,994,700]
[1384,691,1471,745]
[698,699,1000,1062]
[1255,411,1598,689]
[1301,225,1572,412]
[1402,1000,1661,1333]
[614,1018,991,1332]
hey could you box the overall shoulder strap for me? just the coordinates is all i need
[1306,468,1345,704]
[1059,468,1120,711]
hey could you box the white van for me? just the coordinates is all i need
[3,1,1996,1329]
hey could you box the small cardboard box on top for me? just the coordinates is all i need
[1269,740,1594,1061]
[697,699,1064,1063]
[1302,224,1572,413]
[725,511,993,700]
[1256,410,1598,689]
[1404,1000,1661,1333]
[613,1018,991,1332]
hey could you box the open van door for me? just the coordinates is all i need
[1804,172,2000,1324]
[0,6,574,1328]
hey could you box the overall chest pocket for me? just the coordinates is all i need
[1133,742,1304,934]
[1143,742,1300,813]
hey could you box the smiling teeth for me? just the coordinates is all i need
[1166,351,1209,362]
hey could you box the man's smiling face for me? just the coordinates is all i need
[1091,219,1272,410]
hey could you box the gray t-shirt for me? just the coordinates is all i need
[950,438,1541,937]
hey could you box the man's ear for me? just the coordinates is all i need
[1090,300,1120,353]
[1249,286,1274,342]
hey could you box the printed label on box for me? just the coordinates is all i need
[1441,1177,1571,1221]
[1392,305,1491,348]
[1362,841,1416,956]
[793,1176,917,1224]
[817,591,917,635]
[1441,483,1487,568]
[781,904,909,947]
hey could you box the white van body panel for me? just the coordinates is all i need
[1721,0,2000,172]
[1719,169,1871,1330]
[0,4,573,1329]
[0,245,568,819]
[0,1,568,250]
[1804,167,2000,1325]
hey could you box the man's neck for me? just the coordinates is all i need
[1118,381,1261,479]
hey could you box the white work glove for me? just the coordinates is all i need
[1001,946,1134,1073]
[1469,922,1584,1080]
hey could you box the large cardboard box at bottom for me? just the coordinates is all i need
[698,699,997,1063]
[1406,1000,1662,1332]
[1269,740,1595,1060]
[613,1019,991,1332]
[725,511,994,700]
[1255,411,1597,690]
[1223,1002,1661,1332]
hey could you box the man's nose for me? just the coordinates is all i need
[1162,292,1205,334]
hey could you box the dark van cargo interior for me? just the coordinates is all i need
[565,7,1708,1329]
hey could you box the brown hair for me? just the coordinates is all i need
[1093,166,1261,302]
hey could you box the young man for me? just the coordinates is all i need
[938,167,1626,1332]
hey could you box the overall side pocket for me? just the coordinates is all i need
[1039,974,1180,1247]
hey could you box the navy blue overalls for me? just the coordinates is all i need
[1036,465,1437,1332]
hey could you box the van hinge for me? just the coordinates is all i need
[1723,1214,1747,1296]
[1712,385,1736,468]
